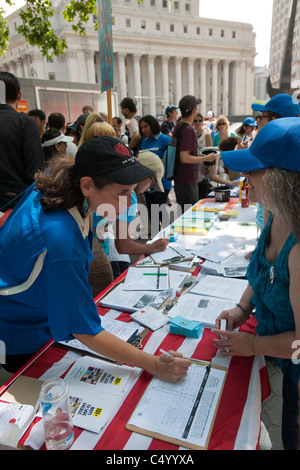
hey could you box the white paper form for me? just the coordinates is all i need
[122,266,169,291]
[99,283,170,312]
[192,235,246,263]
[167,293,236,329]
[189,274,248,302]
[150,244,193,265]
[127,363,226,449]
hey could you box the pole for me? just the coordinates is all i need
[107,88,113,125]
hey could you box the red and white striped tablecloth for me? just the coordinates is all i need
[0,301,270,451]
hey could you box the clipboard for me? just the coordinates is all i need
[126,362,227,450]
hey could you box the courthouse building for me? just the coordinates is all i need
[1,0,256,121]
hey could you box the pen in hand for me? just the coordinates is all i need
[159,349,210,366]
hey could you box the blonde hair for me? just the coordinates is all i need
[78,113,116,147]
[263,168,300,240]
[215,114,230,131]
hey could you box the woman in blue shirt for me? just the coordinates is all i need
[139,115,172,230]
[0,136,190,382]
[213,118,300,450]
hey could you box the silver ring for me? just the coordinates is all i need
[225,347,230,353]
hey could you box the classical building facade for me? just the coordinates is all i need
[1,0,256,119]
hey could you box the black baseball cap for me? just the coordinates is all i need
[179,95,202,114]
[72,136,155,184]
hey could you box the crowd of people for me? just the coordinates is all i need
[0,70,300,449]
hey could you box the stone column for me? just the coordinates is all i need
[118,52,127,101]
[211,59,218,115]
[161,56,170,106]
[245,60,254,114]
[66,50,79,82]
[187,57,194,94]
[147,54,156,116]
[132,54,142,103]
[174,56,182,105]
[200,58,207,115]
[223,60,230,116]
[85,50,96,84]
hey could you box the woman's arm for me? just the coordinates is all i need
[73,330,191,383]
[213,245,300,358]
[208,160,240,186]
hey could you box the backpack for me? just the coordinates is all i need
[162,122,189,180]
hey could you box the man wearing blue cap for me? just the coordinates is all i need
[213,117,300,450]
[252,93,300,132]
[161,105,178,137]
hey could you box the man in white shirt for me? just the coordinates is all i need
[120,97,141,155]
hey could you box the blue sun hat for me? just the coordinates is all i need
[243,117,258,127]
[251,94,300,118]
[222,117,300,173]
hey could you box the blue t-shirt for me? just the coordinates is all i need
[247,214,300,384]
[0,184,103,355]
[93,192,137,234]
[141,132,172,190]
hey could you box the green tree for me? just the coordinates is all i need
[1,0,171,59]
[1,0,98,59]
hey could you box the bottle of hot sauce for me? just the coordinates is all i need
[241,179,249,208]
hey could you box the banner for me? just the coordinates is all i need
[96,0,113,92]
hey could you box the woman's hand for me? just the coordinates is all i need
[211,330,256,357]
[215,306,249,331]
[154,350,191,382]
[148,238,169,253]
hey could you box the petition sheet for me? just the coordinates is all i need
[189,275,248,301]
[127,364,226,449]
[168,293,236,328]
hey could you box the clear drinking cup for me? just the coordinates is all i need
[39,378,74,450]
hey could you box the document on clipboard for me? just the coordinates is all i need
[126,362,227,450]
[122,266,169,291]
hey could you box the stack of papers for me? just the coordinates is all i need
[192,235,246,263]
[122,266,169,291]
[0,402,36,448]
[130,306,170,331]
[200,249,250,278]
[64,356,139,433]
[189,274,248,302]
[150,244,193,265]
[99,283,170,313]
[167,293,236,329]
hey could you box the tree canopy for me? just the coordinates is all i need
[1,0,150,59]
[1,0,101,59]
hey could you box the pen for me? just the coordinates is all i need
[143,273,167,276]
[159,349,210,366]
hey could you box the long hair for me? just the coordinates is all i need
[34,155,110,218]
[78,113,116,148]
[263,167,300,240]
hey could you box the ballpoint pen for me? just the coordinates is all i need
[159,349,210,366]
[143,273,167,276]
